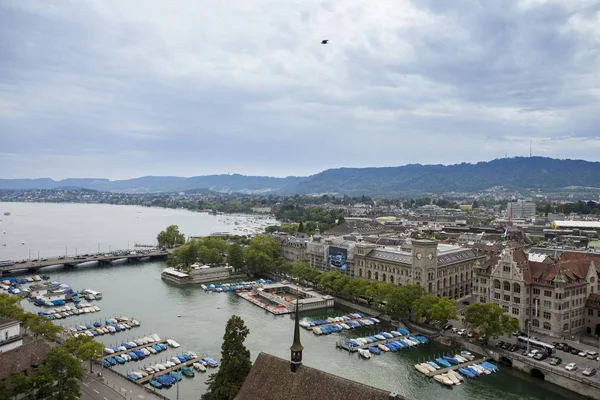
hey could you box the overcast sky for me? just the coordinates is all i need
[1,0,599,180]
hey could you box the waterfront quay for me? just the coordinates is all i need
[427,357,489,377]
[101,340,168,360]
[1,249,169,274]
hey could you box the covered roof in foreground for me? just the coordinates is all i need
[236,352,402,400]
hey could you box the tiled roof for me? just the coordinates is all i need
[437,249,477,266]
[0,339,50,380]
[586,293,600,310]
[236,352,400,400]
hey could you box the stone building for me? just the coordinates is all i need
[274,233,309,264]
[473,248,597,338]
[353,239,479,300]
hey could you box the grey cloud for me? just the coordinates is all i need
[0,0,599,179]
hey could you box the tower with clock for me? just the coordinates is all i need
[411,239,438,290]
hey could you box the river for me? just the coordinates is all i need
[0,202,585,400]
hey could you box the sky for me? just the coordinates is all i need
[1,0,600,180]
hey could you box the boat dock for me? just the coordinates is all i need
[336,336,402,352]
[236,291,291,315]
[426,357,489,377]
[136,356,206,384]
[308,318,379,333]
[102,340,168,360]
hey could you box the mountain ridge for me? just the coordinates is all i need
[2,157,599,195]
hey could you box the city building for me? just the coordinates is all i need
[473,248,597,338]
[0,318,22,353]
[353,239,480,299]
[0,338,50,383]
[507,200,536,219]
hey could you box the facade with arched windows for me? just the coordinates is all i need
[353,239,480,300]
[473,248,598,338]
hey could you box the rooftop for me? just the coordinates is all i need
[0,317,19,330]
[236,352,401,400]
[0,338,50,380]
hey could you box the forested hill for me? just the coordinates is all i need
[1,157,599,195]
[285,157,600,195]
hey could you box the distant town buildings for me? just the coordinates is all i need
[508,200,536,219]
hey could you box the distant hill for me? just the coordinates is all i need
[2,157,599,195]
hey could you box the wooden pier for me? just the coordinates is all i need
[336,336,422,352]
[70,323,140,334]
[136,356,206,384]
[307,318,379,333]
[236,292,291,315]
[102,339,168,360]
[425,357,489,377]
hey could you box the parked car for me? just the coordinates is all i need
[586,351,599,360]
[443,324,453,330]
[496,341,505,347]
[565,363,578,371]
[570,348,581,355]
[457,329,466,336]
[582,368,597,377]
[500,342,511,350]
[578,351,587,357]
[533,353,547,361]
[508,344,519,352]
[527,350,540,358]
[549,357,562,366]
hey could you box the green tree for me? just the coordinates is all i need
[414,296,457,329]
[157,224,185,248]
[297,221,305,233]
[463,303,520,344]
[202,315,252,400]
[9,373,31,399]
[168,240,200,269]
[385,284,426,319]
[64,335,104,373]
[27,314,62,340]
[39,346,82,400]
[227,243,245,271]
[244,235,280,276]
[0,380,10,400]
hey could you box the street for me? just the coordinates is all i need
[79,361,162,400]
[81,375,120,400]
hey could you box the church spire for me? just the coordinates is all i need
[554,263,566,284]
[290,293,303,372]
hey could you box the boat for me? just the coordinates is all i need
[181,366,195,377]
[447,369,464,382]
[460,350,475,361]
[167,339,181,348]
[426,361,441,370]
[169,371,183,381]
[420,363,436,373]
[443,355,462,365]
[357,349,371,359]
[193,362,207,372]
[377,344,390,352]
[414,364,429,374]
[149,379,162,389]
[435,358,452,368]
[445,371,461,385]
[433,374,454,386]
[368,346,381,355]
[454,354,468,363]
[458,368,476,378]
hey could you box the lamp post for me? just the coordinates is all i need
[90,350,96,373]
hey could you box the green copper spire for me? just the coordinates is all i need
[554,263,566,284]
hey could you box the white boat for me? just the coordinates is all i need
[433,374,454,386]
[85,331,94,337]
[414,364,429,374]
[378,344,390,352]
[144,336,155,343]
[131,319,140,327]
[139,370,148,377]
[127,341,137,347]
[82,289,102,300]
[147,347,157,354]
[171,356,182,364]
[357,349,371,359]
[460,351,475,361]
[185,351,197,358]
[448,369,464,382]
[33,275,41,281]
[445,371,461,385]
[420,363,436,373]
[107,326,116,333]
[105,348,114,354]
[454,355,468,363]
[151,333,161,342]
[155,364,166,371]
[118,346,127,352]
[193,362,207,372]
[165,361,175,368]
[167,339,181,348]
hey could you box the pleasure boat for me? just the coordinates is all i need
[357,349,371,359]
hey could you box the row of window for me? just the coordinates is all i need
[587,309,600,317]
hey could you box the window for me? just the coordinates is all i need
[543,311,551,320]
[544,290,552,297]
[514,297,520,304]
[504,294,510,302]
[502,305,509,312]
[513,283,521,293]
[532,319,540,327]
[543,300,551,308]
[503,281,510,291]
[563,323,569,331]
[494,280,501,289]
[533,288,540,295]
[494,293,501,300]
[503,264,511,272]
[543,322,551,331]
[512,307,519,316]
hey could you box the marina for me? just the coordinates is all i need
[136,355,209,384]
[1,202,579,400]
[236,290,292,315]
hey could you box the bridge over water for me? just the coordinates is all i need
[1,250,169,274]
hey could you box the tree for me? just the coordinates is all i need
[386,284,426,319]
[297,221,305,233]
[463,303,520,344]
[157,224,185,248]
[168,240,200,269]
[244,235,280,276]
[26,314,62,340]
[227,243,245,271]
[39,346,82,400]
[202,315,252,400]
[64,335,104,373]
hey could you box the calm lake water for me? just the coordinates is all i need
[0,202,586,400]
